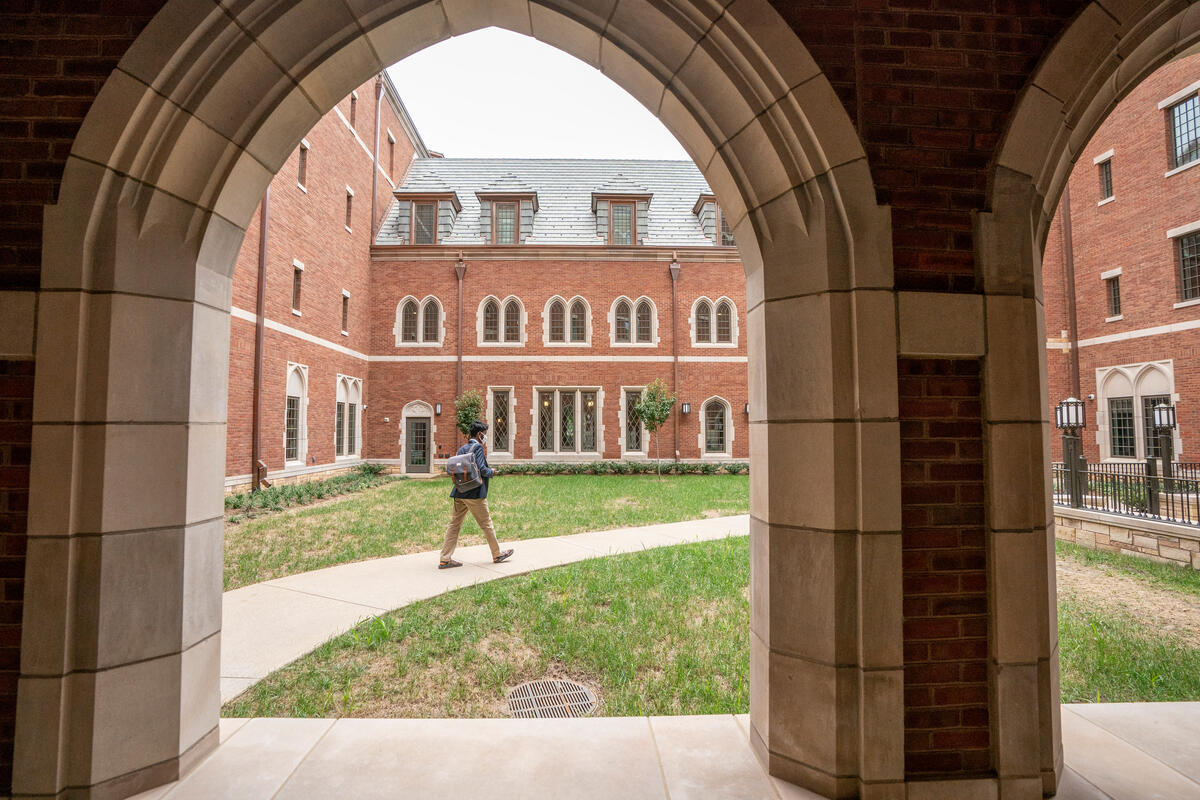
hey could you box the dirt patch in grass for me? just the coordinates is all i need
[1057,557,1200,648]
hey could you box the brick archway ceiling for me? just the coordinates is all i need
[0,0,1097,294]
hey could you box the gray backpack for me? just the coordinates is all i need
[446,441,483,492]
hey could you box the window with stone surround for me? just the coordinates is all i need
[284,363,308,464]
[291,259,303,315]
[1106,276,1121,317]
[718,205,736,246]
[703,398,730,455]
[1109,396,1135,458]
[335,375,362,458]
[395,296,442,346]
[490,388,512,453]
[1142,393,1170,459]
[1168,93,1200,170]
[1098,159,1113,200]
[545,296,589,346]
[690,296,738,347]
[341,290,349,334]
[1097,363,1177,461]
[412,201,437,244]
[297,139,309,189]
[479,296,524,345]
[622,388,645,455]
[1180,231,1200,301]
[494,201,518,245]
[535,388,599,455]
[610,201,635,245]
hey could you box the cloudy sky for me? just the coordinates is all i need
[385,28,691,160]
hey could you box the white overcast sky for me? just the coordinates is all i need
[385,28,691,160]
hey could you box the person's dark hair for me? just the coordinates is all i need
[468,420,489,438]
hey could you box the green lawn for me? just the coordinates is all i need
[225,535,1200,718]
[224,474,750,590]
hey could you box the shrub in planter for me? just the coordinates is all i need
[700,461,719,475]
[610,461,631,474]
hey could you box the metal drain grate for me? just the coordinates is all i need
[506,679,598,718]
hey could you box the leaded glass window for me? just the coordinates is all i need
[401,301,418,342]
[493,390,510,451]
[285,396,300,461]
[495,202,518,245]
[705,401,726,453]
[1180,231,1200,301]
[615,300,631,343]
[413,201,436,244]
[696,301,711,342]
[560,392,576,450]
[335,401,345,456]
[716,301,732,343]
[549,301,565,342]
[570,300,586,342]
[504,300,521,342]
[1169,94,1200,170]
[625,390,643,452]
[611,202,634,245]
[347,402,357,454]
[422,300,439,342]
[1109,397,1135,458]
[538,392,555,451]
[636,300,652,343]
[581,392,597,452]
[1142,394,1170,459]
[719,207,735,246]
[483,300,499,341]
[536,390,599,454]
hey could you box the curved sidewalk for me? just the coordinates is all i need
[221,514,751,703]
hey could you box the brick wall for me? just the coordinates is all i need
[898,357,989,776]
[0,358,33,791]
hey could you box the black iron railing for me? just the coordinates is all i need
[1052,459,1200,526]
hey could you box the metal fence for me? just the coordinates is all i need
[1051,459,1200,526]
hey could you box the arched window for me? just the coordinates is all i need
[483,300,499,342]
[696,300,712,342]
[636,300,652,343]
[284,364,307,463]
[401,300,418,342]
[716,301,732,343]
[704,400,727,453]
[422,300,439,342]
[570,300,586,342]
[504,299,521,342]
[549,300,565,342]
[335,376,362,457]
[615,300,631,343]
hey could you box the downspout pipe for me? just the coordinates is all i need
[1061,185,1082,398]
[371,73,383,238]
[251,186,270,490]
[669,254,680,462]
[455,252,466,399]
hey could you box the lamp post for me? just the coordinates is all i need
[1055,397,1086,507]
[1153,402,1176,481]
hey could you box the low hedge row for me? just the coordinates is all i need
[493,461,748,476]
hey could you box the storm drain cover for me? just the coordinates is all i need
[506,679,598,718]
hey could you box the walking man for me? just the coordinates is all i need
[439,420,513,569]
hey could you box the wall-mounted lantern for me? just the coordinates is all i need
[434,402,442,415]
[1054,397,1085,432]
[680,402,691,414]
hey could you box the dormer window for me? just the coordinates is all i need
[494,201,519,244]
[592,177,650,246]
[694,193,734,246]
[610,201,635,245]
[392,187,462,245]
[718,206,735,246]
[412,201,437,244]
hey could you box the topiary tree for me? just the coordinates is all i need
[632,378,676,475]
[454,389,485,439]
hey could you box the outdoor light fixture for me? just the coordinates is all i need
[543,397,551,407]
[1054,397,1085,431]
[434,403,441,415]
[1153,402,1177,431]
[587,398,595,408]
[681,402,691,414]
[744,403,750,414]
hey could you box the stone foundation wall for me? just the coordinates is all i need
[1054,509,1200,569]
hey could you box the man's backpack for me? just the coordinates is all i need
[445,441,483,492]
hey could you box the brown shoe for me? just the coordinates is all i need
[493,549,514,564]
[438,559,463,569]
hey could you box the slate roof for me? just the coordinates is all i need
[375,158,717,246]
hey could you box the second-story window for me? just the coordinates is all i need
[387,132,396,177]
[345,188,354,231]
[610,202,634,245]
[718,206,735,246]
[615,300,631,343]
[696,301,711,341]
[401,300,418,342]
[349,91,358,130]
[341,291,350,333]
[635,299,652,343]
[297,140,309,189]
[291,260,303,315]
[1180,231,1200,301]
[1169,93,1200,170]
[716,300,732,342]
[483,300,500,342]
[494,202,518,244]
[413,201,437,244]
[569,300,586,342]
[1106,276,1121,317]
[504,299,521,341]
[1098,159,1113,201]
[549,300,565,342]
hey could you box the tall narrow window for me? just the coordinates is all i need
[705,401,726,453]
[636,300,652,343]
[1169,94,1200,170]
[610,202,634,245]
[538,391,555,451]
[614,300,631,343]
[401,300,418,342]
[560,392,576,451]
[494,202,518,245]
[504,300,520,342]
[335,400,346,456]
[297,141,309,188]
[1098,159,1113,200]
[549,301,565,342]
[1180,231,1200,301]
[285,396,300,461]
[1109,397,1135,458]
[483,300,499,342]
[696,301,711,342]
[1142,394,1170,459]
[413,201,436,244]
[345,190,353,230]
[716,301,732,343]
[492,390,510,451]
[347,399,357,455]
[569,300,586,342]
[718,206,735,245]
[388,133,395,177]
[291,264,302,312]
[581,392,597,452]
[349,92,357,130]
[1106,277,1121,317]
[625,390,643,452]
[422,300,439,342]
[341,293,349,333]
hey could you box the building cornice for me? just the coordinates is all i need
[369,244,741,262]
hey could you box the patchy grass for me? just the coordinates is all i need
[223,536,750,718]
[1057,593,1200,703]
[223,474,749,590]
[1056,539,1200,598]
[225,463,395,521]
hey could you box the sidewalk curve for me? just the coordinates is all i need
[221,514,750,703]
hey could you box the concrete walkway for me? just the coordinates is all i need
[221,514,751,703]
[131,704,1199,799]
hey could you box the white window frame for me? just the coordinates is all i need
[393,294,445,347]
[1094,149,1114,205]
[477,295,527,347]
[1160,81,1200,177]
[487,386,516,458]
[290,258,304,317]
[1094,361,1180,461]
[530,386,603,459]
[345,185,354,233]
[608,295,659,347]
[543,295,591,347]
[284,362,309,466]
[335,374,363,460]
[619,385,649,459]
[297,138,310,192]
[697,395,734,458]
[341,288,351,336]
[689,295,739,348]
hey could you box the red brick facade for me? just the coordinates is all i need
[1044,55,1200,463]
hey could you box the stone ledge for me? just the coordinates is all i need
[1054,507,1200,569]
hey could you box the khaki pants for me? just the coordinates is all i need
[441,497,502,562]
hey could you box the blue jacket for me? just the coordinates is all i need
[449,439,494,499]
